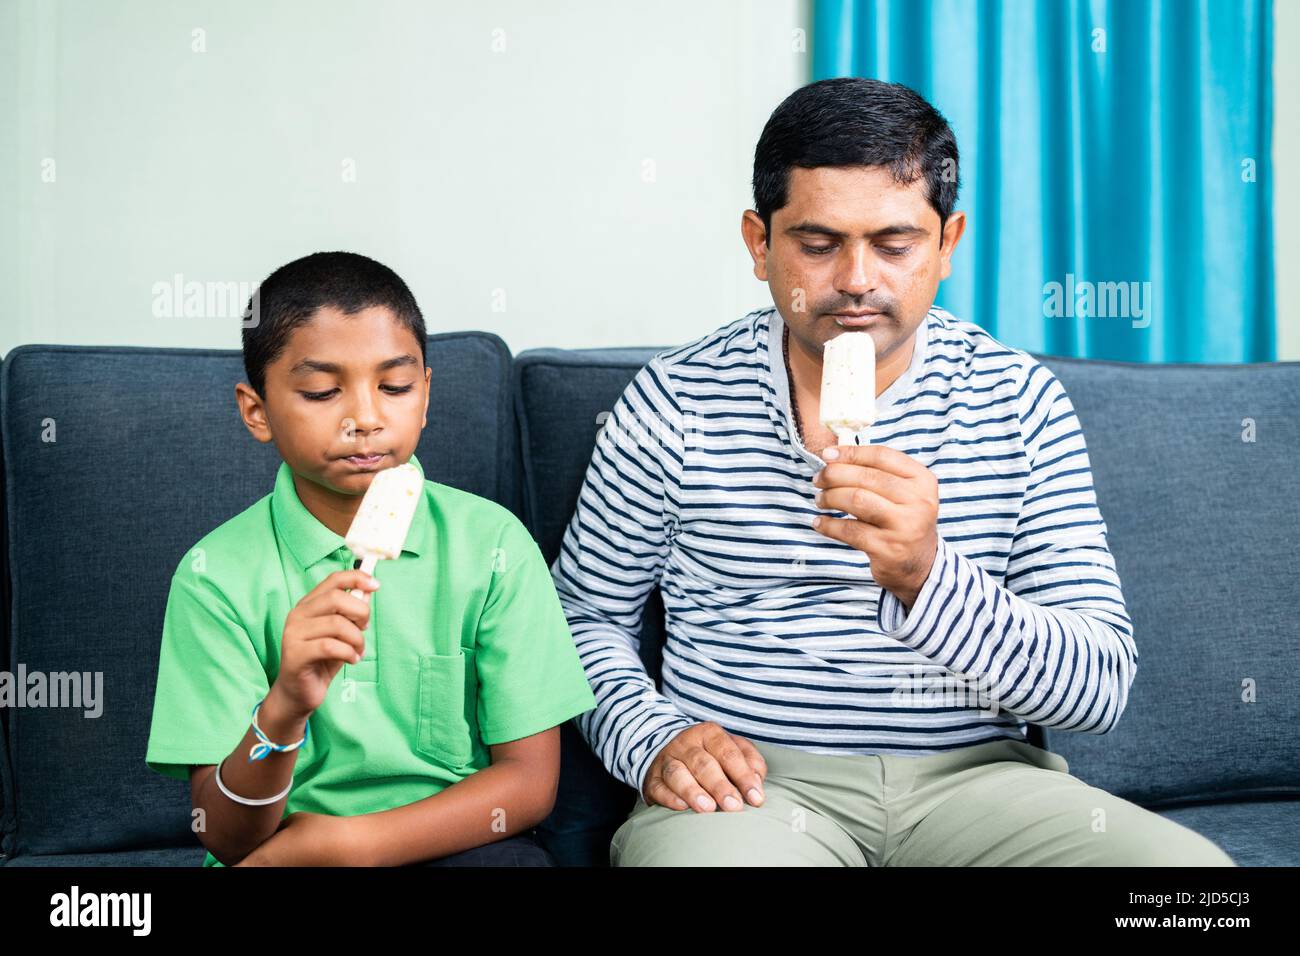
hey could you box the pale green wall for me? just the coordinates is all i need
[0,0,811,355]
[1,0,1294,359]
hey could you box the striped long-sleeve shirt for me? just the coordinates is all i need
[551,305,1136,799]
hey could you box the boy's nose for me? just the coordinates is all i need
[342,399,383,434]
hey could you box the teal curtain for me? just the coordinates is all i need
[812,0,1275,362]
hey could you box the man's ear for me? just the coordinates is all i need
[938,211,967,281]
[741,210,770,282]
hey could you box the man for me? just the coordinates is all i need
[551,78,1234,866]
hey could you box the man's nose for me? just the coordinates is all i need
[834,242,880,299]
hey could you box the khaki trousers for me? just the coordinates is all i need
[611,738,1236,866]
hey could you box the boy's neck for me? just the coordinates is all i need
[292,471,361,539]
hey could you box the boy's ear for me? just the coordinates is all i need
[234,382,274,443]
[421,366,431,427]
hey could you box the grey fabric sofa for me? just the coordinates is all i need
[1,335,1295,866]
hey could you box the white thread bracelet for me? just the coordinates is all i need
[214,756,293,807]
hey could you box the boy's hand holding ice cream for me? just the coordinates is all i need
[271,461,421,721]
[272,568,378,721]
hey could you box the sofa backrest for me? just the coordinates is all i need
[1037,356,1300,806]
[514,349,667,864]
[0,333,515,857]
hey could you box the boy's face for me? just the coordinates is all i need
[236,304,430,525]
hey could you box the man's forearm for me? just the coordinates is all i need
[878,536,1136,733]
[355,758,553,867]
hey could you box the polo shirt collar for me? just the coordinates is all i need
[272,452,431,570]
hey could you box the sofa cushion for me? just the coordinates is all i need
[0,333,514,858]
[1157,799,1299,867]
[3,846,208,867]
[1038,357,1300,807]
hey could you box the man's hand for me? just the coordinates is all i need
[232,811,373,867]
[642,722,767,812]
[810,444,939,611]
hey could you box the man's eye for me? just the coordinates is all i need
[382,384,415,395]
[879,246,913,257]
[801,244,836,256]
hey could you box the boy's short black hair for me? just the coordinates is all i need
[241,251,427,397]
[752,77,960,243]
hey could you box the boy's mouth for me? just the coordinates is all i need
[341,452,387,469]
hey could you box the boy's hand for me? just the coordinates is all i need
[641,722,767,812]
[232,811,374,867]
[272,569,380,719]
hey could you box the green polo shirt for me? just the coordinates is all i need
[145,452,596,867]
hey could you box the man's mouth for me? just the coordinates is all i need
[827,310,886,327]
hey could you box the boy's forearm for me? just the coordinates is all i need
[194,685,307,865]
[357,757,555,867]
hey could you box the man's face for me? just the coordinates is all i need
[742,164,965,363]
[241,304,431,499]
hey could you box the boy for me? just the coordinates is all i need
[145,251,596,867]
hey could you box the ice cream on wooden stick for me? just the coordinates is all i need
[819,331,877,445]
[344,461,422,601]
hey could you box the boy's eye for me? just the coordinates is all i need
[300,384,415,402]
[801,244,836,256]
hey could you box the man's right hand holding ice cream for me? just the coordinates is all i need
[810,443,940,613]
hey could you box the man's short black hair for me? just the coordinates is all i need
[241,251,427,398]
[752,77,960,243]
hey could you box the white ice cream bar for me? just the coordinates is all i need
[819,331,877,445]
[345,462,423,578]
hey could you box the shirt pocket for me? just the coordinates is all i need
[415,649,477,767]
